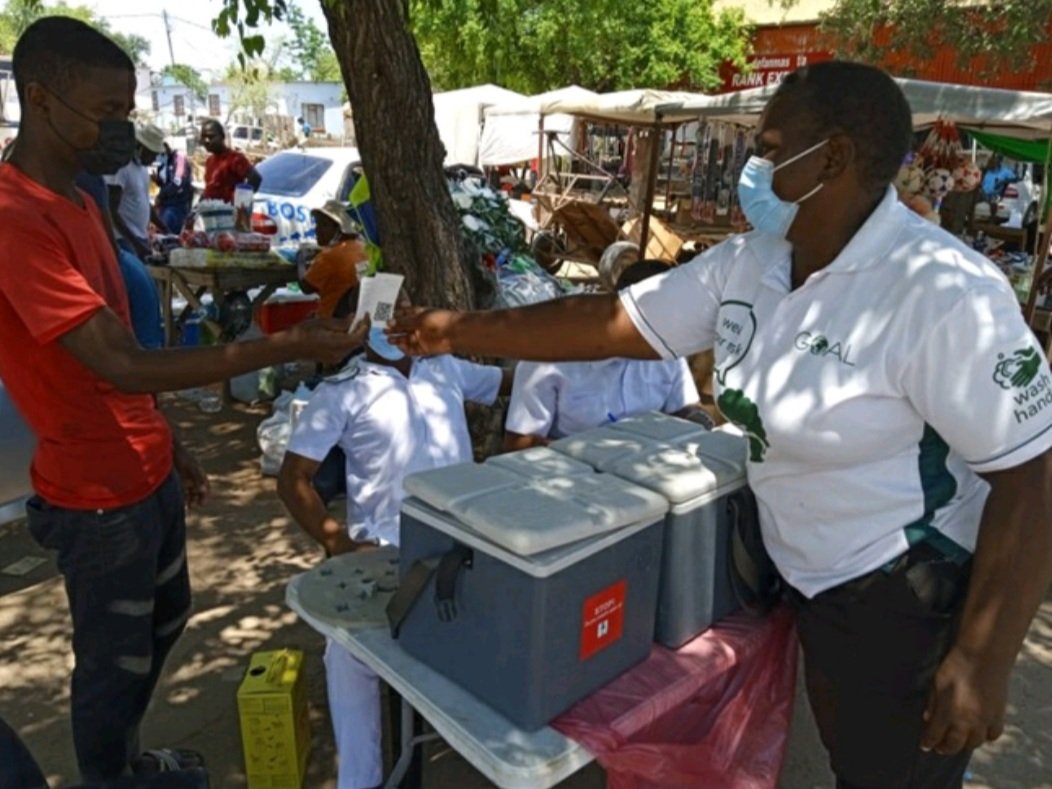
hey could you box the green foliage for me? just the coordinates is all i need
[211,0,287,69]
[221,55,279,121]
[0,0,151,66]
[284,1,341,82]
[162,63,209,100]
[818,0,1052,75]
[409,0,750,93]
[109,30,151,67]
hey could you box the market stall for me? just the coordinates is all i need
[660,78,1052,324]
[431,84,526,166]
[528,89,730,284]
[478,85,598,168]
[147,202,299,346]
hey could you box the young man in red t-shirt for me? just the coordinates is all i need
[0,18,365,783]
[200,119,262,203]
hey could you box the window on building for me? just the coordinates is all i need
[302,103,325,132]
[151,91,159,111]
[173,94,185,118]
[209,94,221,117]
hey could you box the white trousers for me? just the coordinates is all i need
[324,638,382,789]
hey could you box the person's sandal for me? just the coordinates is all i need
[131,748,206,774]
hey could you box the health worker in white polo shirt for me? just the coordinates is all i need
[390,62,1052,789]
[504,260,709,450]
[278,310,509,789]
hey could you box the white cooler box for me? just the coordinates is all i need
[552,413,751,648]
[389,448,668,730]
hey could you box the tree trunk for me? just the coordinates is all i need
[321,1,476,311]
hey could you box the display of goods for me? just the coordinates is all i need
[925,168,955,200]
[918,120,964,171]
[450,178,528,257]
[197,199,236,233]
[952,161,982,193]
[213,231,237,253]
[894,164,926,196]
[234,232,272,253]
[180,229,211,249]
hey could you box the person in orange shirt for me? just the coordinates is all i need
[300,199,368,319]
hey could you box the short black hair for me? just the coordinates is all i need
[13,16,133,104]
[202,119,225,138]
[616,259,672,290]
[773,61,912,192]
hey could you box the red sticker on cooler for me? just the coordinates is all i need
[579,579,626,661]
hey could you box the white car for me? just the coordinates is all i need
[0,378,34,525]
[252,147,362,253]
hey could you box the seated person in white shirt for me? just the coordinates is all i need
[504,260,710,451]
[277,301,510,789]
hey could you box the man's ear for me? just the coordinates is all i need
[820,133,855,183]
[23,82,51,121]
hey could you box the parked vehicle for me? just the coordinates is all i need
[0,378,34,525]
[252,147,362,251]
[230,124,269,152]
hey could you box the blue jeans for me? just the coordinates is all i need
[115,243,165,350]
[159,205,189,235]
[26,474,192,783]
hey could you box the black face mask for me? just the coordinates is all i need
[45,89,135,176]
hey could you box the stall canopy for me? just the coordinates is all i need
[431,84,525,166]
[540,88,710,127]
[478,85,598,167]
[656,78,1052,138]
[967,129,1049,163]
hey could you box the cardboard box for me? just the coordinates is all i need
[237,649,311,789]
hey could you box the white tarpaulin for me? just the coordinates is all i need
[540,88,711,127]
[656,78,1052,138]
[479,86,597,167]
[431,84,525,166]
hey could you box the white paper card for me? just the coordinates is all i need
[354,272,404,330]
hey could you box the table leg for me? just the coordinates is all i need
[159,274,173,346]
[383,695,435,789]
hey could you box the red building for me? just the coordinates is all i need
[714,0,1052,93]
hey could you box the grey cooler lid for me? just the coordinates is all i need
[549,427,654,472]
[606,430,748,505]
[608,411,710,443]
[403,458,667,559]
[486,446,596,479]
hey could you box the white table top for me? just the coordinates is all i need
[285,549,594,789]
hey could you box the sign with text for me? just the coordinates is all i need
[718,52,834,93]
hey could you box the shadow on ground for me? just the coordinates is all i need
[0,394,1048,788]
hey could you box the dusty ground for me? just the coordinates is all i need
[1,396,1049,788]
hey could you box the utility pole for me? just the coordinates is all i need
[162,10,176,68]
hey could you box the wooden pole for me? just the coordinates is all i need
[664,125,677,218]
[537,113,545,183]
[1023,121,1052,325]
[638,126,664,258]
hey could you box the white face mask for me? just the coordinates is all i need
[737,139,829,238]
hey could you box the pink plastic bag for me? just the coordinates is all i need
[553,606,798,789]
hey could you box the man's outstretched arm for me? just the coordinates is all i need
[388,294,657,362]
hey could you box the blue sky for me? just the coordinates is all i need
[85,0,330,78]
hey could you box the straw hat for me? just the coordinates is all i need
[135,122,166,153]
[311,199,356,236]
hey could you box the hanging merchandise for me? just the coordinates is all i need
[894,161,926,196]
[895,120,980,225]
[702,132,720,224]
[691,122,709,222]
[730,128,749,231]
[717,129,732,217]
[925,168,956,200]
[918,119,965,171]
[951,160,982,193]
